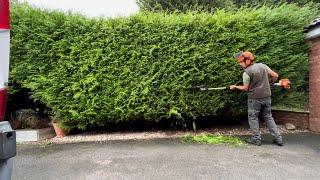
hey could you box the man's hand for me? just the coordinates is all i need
[230,85,237,90]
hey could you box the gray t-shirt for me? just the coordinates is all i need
[244,63,272,99]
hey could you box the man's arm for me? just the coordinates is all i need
[230,72,250,91]
[230,83,249,92]
[266,66,278,83]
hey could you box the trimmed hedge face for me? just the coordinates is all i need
[10,4,318,130]
[137,0,320,12]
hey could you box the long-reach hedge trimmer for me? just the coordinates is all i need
[189,79,291,91]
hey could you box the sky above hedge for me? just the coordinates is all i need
[18,0,139,18]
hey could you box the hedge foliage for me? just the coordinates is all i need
[137,0,320,12]
[10,3,318,130]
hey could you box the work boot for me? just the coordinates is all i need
[245,138,261,146]
[273,139,283,146]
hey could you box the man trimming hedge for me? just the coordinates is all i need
[230,51,283,146]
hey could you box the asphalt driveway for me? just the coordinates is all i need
[13,132,320,180]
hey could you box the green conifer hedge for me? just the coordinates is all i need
[10,3,318,130]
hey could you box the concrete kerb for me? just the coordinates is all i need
[16,125,309,146]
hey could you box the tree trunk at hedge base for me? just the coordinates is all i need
[52,122,67,138]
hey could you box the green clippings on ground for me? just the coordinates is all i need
[40,140,53,147]
[182,133,245,147]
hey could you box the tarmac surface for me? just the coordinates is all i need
[13,132,320,180]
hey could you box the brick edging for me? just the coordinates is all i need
[272,110,309,129]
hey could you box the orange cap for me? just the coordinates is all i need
[235,51,254,63]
